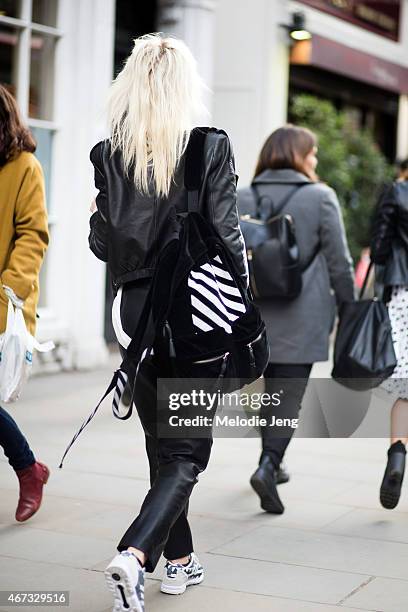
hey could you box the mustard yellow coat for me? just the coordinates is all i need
[0,152,49,335]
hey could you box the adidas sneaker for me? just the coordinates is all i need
[160,553,204,595]
[105,551,145,612]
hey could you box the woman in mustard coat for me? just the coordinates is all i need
[0,84,49,521]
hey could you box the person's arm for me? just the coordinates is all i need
[206,133,248,288]
[370,184,397,265]
[1,159,49,300]
[319,187,355,305]
[88,142,109,262]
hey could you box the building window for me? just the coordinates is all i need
[0,1,61,308]
[32,0,57,27]
[0,1,21,19]
[29,31,55,120]
[0,24,19,93]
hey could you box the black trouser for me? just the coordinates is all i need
[117,356,213,573]
[0,406,35,471]
[259,363,312,469]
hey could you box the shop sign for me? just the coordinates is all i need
[299,0,401,40]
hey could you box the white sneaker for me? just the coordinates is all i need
[160,553,204,595]
[105,551,145,612]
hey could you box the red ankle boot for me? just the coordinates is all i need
[15,461,50,522]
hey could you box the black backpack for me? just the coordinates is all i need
[60,128,269,466]
[240,183,312,300]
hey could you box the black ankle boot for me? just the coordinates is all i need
[250,456,285,514]
[380,441,406,510]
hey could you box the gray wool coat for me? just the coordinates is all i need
[237,169,355,364]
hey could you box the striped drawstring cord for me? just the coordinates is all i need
[59,369,120,468]
[112,369,129,418]
[59,353,148,468]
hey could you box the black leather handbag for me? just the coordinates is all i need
[332,262,397,390]
[240,184,309,299]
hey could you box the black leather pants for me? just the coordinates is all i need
[117,356,213,572]
[260,363,312,469]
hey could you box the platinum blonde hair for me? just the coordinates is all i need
[107,33,206,198]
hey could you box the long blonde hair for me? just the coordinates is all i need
[107,34,205,198]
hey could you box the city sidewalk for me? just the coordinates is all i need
[0,357,407,612]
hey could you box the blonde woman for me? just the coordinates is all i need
[89,35,247,612]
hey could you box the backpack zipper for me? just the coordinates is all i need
[247,330,264,368]
[240,213,293,224]
[247,331,264,347]
[194,351,229,364]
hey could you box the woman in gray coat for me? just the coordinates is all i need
[238,125,354,514]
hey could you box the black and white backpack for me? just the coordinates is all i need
[60,128,269,466]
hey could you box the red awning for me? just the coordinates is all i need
[291,35,408,94]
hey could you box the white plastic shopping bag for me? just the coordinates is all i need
[0,299,54,403]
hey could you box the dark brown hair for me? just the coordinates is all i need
[0,84,36,168]
[254,124,318,181]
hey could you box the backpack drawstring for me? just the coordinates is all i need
[59,370,120,468]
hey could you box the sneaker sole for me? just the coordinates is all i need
[105,565,143,612]
[161,573,204,595]
[250,474,284,514]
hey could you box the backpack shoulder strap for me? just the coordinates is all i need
[250,184,263,219]
[274,184,306,216]
[184,128,208,212]
[251,182,311,219]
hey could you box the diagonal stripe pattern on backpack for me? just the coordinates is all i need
[188,255,246,334]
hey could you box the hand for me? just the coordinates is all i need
[90,199,97,213]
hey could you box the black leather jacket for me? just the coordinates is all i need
[89,128,248,290]
[371,181,408,287]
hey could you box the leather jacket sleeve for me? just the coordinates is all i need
[89,142,108,262]
[319,187,355,305]
[371,184,397,265]
[206,134,249,288]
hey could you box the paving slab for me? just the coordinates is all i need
[0,556,111,612]
[152,551,372,605]
[214,525,408,580]
[110,583,367,612]
[332,482,408,512]
[342,576,408,611]
[24,470,150,507]
[322,507,408,544]
[0,526,115,569]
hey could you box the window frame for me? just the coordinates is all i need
[0,0,62,311]
[0,0,62,121]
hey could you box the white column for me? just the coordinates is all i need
[157,0,217,117]
[397,94,408,160]
[44,0,115,369]
[212,0,290,185]
[261,0,290,141]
